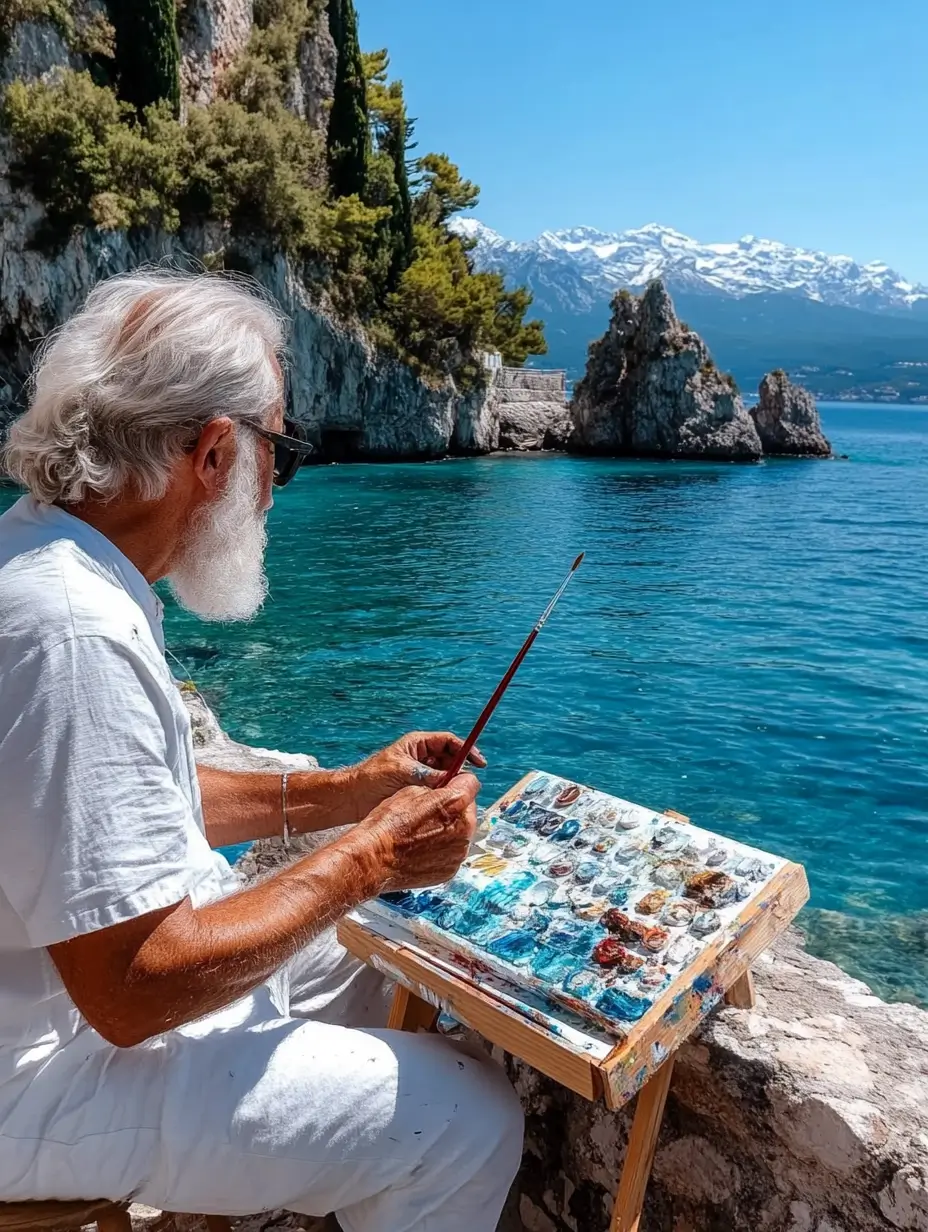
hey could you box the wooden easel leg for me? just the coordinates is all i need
[724,969,756,1009]
[387,984,439,1033]
[609,1056,676,1232]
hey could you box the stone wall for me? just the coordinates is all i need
[491,368,570,451]
[183,692,928,1232]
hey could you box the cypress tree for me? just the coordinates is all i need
[326,0,369,199]
[384,112,413,289]
[107,0,180,118]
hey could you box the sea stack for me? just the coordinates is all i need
[569,280,763,461]
[751,370,832,457]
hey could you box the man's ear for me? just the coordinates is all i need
[190,417,237,498]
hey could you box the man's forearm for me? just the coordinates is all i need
[50,826,387,1047]
[198,763,359,847]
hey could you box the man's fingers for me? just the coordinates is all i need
[465,744,487,768]
[436,772,480,812]
[405,731,487,770]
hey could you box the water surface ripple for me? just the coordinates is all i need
[6,404,927,1003]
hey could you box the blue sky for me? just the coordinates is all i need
[358,0,928,282]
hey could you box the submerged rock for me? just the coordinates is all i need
[569,281,763,461]
[752,369,833,457]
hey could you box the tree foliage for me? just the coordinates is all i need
[414,153,479,226]
[0,0,547,386]
[326,0,368,199]
[1,73,183,235]
[107,0,180,118]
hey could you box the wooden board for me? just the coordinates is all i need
[339,914,604,1101]
[340,775,809,1111]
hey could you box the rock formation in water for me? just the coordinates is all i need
[752,369,832,457]
[570,282,763,461]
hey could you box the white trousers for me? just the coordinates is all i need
[5,931,524,1232]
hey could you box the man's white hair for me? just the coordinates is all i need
[2,269,288,505]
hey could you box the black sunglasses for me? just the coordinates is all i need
[247,417,315,487]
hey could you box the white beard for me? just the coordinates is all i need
[168,434,269,622]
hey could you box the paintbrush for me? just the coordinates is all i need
[437,553,585,788]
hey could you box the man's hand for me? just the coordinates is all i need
[349,773,480,891]
[346,731,487,822]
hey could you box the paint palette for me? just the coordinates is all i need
[364,771,789,1039]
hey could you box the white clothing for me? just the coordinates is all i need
[0,496,239,1093]
[0,496,522,1230]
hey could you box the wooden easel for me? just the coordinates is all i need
[338,784,808,1232]
[382,938,757,1231]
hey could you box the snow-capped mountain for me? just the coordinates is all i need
[453,219,928,315]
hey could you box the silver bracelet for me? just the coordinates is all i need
[281,771,291,851]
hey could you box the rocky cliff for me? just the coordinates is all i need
[570,282,764,460]
[0,1,500,462]
[753,369,833,457]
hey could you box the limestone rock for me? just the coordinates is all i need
[492,368,570,451]
[293,18,337,132]
[880,1164,928,1230]
[0,20,75,87]
[752,370,832,457]
[178,0,253,106]
[570,281,763,461]
[0,0,108,87]
[0,203,494,459]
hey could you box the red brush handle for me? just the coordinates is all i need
[435,553,584,790]
[436,630,539,788]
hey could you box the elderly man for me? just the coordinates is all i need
[0,272,523,1231]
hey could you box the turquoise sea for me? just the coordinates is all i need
[4,403,928,1003]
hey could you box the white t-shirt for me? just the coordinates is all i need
[0,496,239,1096]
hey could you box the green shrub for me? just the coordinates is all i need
[181,99,327,246]
[1,73,183,238]
[386,225,546,385]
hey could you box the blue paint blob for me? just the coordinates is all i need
[504,800,529,824]
[487,930,538,965]
[609,886,630,907]
[543,921,587,949]
[474,871,535,913]
[523,909,551,934]
[530,946,583,983]
[573,861,599,885]
[596,987,650,1022]
[442,906,493,940]
[552,820,581,842]
[404,891,447,917]
[692,972,714,995]
[529,807,563,836]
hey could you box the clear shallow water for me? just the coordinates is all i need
[4,403,928,1003]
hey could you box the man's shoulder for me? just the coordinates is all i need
[0,502,142,651]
